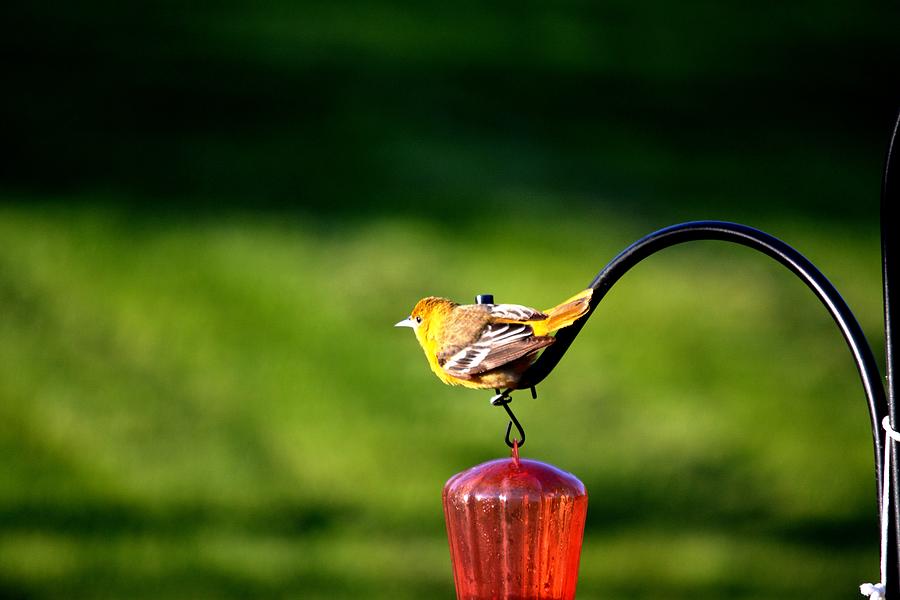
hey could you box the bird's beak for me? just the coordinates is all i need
[394,317,416,328]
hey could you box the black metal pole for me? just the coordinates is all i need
[883,109,900,598]
[519,220,892,592]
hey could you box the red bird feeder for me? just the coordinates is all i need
[442,444,588,600]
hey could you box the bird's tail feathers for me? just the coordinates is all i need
[534,288,593,335]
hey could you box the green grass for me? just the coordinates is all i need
[0,199,886,599]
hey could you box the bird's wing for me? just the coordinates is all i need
[439,323,555,378]
[488,304,548,322]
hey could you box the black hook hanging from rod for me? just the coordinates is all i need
[491,391,525,448]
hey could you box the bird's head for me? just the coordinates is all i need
[395,296,456,345]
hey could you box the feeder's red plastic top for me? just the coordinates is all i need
[442,456,588,600]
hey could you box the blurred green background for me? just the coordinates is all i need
[2,2,899,598]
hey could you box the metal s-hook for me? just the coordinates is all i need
[491,390,526,448]
[502,402,526,448]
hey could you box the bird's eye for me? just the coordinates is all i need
[415,316,422,323]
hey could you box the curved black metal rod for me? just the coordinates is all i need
[522,223,887,442]
[517,220,891,586]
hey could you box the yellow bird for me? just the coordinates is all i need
[395,289,593,391]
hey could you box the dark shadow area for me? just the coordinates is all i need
[3,1,898,223]
[582,470,876,550]
[0,499,349,537]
